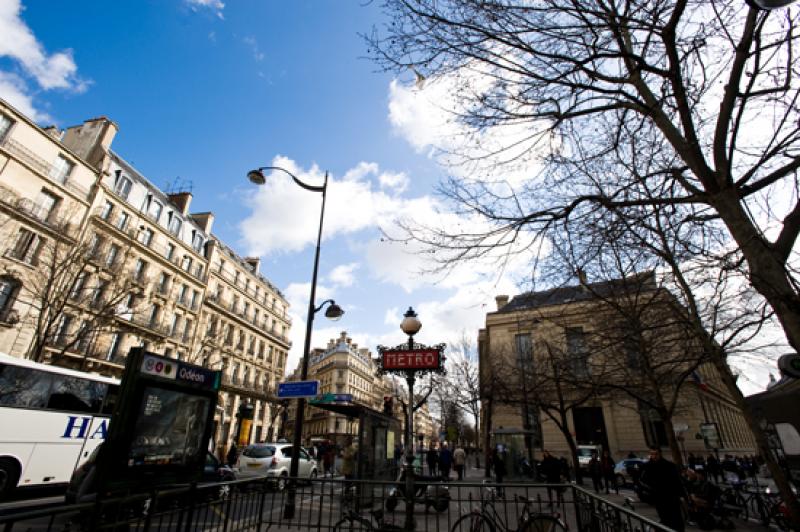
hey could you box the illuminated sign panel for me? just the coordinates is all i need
[381,348,441,370]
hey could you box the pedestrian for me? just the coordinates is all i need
[427,444,439,477]
[540,450,564,507]
[323,443,335,477]
[588,450,602,493]
[439,442,453,480]
[706,454,721,483]
[640,447,686,532]
[601,449,617,494]
[492,447,506,497]
[226,442,238,467]
[341,437,357,481]
[453,445,467,480]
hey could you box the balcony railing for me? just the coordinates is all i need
[0,186,79,239]
[1,137,92,200]
[127,313,171,337]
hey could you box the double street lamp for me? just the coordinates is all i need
[246,166,344,519]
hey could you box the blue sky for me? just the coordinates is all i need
[0,1,780,394]
[0,0,523,377]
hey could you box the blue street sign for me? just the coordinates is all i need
[277,380,320,398]
[310,393,353,404]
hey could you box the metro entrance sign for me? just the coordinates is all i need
[381,348,442,370]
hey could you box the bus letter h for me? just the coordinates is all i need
[62,416,91,439]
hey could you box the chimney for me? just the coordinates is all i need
[190,212,215,233]
[42,126,63,140]
[244,257,260,274]
[495,295,509,310]
[62,117,118,169]
[168,192,192,216]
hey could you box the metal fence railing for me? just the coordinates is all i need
[0,477,672,531]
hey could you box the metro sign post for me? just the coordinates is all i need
[376,307,445,531]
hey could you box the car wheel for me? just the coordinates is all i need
[0,459,20,499]
[276,473,288,491]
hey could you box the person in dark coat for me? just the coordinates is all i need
[492,447,506,496]
[641,447,686,532]
[601,449,617,494]
[226,442,238,467]
[706,454,721,483]
[426,445,439,477]
[588,451,602,493]
[540,450,564,506]
[439,443,453,479]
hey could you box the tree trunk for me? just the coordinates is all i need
[661,416,684,466]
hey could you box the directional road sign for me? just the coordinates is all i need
[310,393,353,404]
[277,380,320,399]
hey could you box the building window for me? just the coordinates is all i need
[115,174,132,199]
[106,244,120,267]
[36,190,60,222]
[165,243,176,261]
[70,272,87,300]
[192,231,203,252]
[566,327,589,377]
[157,272,170,294]
[149,305,161,327]
[0,113,13,141]
[638,400,668,448]
[170,314,181,336]
[183,319,193,342]
[138,227,153,246]
[91,280,107,308]
[168,214,182,237]
[9,228,44,265]
[0,277,21,321]
[134,259,148,282]
[190,289,199,309]
[106,333,123,361]
[181,255,192,272]
[100,200,114,220]
[54,314,73,345]
[49,154,74,184]
[147,198,163,221]
[116,211,129,231]
[178,284,188,305]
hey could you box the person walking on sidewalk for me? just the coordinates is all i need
[453,445,466,480]
[426,444,439,477]
[540,450,564,507]
[492,447,506,497]
[439,443,453,480]
[588,451,602,493]
[601,449,617,494]
[641,447,686,532]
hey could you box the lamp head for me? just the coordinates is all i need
[400,306,422,336]
[247,169,266,185]
[324,301,344,321]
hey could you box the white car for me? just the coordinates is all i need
[613,458,647,485]
[236,443,318,489]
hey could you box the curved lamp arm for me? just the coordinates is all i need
[248,166,326,193]
[315,299,344,320]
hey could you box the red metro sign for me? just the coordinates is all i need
[381,348,442,370]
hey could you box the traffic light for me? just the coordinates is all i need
[383,395,393,415]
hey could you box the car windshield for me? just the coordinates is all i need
[243,445,275,458]
[578,449,594,457]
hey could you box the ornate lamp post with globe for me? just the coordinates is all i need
[377,307,445,531]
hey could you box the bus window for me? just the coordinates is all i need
[47,375,108,413]
[0,364,51,408]
[102,384,120,415]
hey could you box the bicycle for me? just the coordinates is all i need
[332,507,403,531]
[450,489,567,532]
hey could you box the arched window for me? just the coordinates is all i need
[0,276,21,323]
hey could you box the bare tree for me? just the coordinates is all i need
[368,1,800,522]
[2,230,145,364]
[443,332,481,446]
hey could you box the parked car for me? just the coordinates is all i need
[576,445,603,469]
[65,445,236,504]
[236,443,318,489]
[613,458,647,486]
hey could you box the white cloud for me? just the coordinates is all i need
[240,157,402,256]
[0,0,86,92]
[0,71,49,121]
[329,263,360,287]
[379,171,409,193]
[186,0,225,19]
[243,36,265,62]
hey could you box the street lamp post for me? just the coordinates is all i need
[399,308,422,532]
[246,166,344,519]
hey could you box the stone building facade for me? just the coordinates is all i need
[479,274,757,468]
[0,98,290,457]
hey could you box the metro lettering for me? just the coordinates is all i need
[62,416,91,439]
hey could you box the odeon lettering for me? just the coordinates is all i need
[179,367,206,383]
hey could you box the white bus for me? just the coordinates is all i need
[0,352,119,497]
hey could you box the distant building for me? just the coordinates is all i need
[0,98,291,458]
[479,273,756,467]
